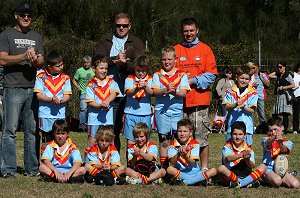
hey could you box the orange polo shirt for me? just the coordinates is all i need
[174,42,218,107]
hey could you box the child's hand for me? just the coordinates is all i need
[103,163,111,171]
[167,82,175,94]
[179,145,188,156]
[132,147,140,157]
[236,99,245,109]
[61,172,71,183]
[138,79,146,88]
[52,95,60,105]
[275,131,283,140]
[100,101,110,110]
[54,170,61,181]
[242,150,251,159]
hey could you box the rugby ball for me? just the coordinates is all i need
[274,154,289,178]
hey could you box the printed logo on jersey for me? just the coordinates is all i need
[180,57,187,62]
[194,56,201,61]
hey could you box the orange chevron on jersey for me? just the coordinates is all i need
[38,71,70,95]
[229,85,258,104]
[48,138,78,165]
[88,77,114,101]
[170,138,199,166]
[155,69,185,89]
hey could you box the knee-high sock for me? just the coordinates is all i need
[239,169,263,187]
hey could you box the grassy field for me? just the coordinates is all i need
[0,131,299,198]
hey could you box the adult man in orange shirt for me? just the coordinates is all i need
[174,17,218,170]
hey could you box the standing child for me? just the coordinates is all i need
[223,65,258,146]
[39,119,86,183]
[152,46,189,168]
[217,121,266,188]
[72,55,95,131]
[125,122,166,184]
[85,58,120,155]
[167,119,217,186]
[85,126,126,185]
[124,55,153,147]
[34,50,72,154]
[262,116,299,188]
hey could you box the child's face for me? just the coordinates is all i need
[94,62,108,80]
[54,130,68,147]
[177,126,192,144]
[134,132,147,148]
[134,66,147,79]
[237,74,250,88]
[231,129,246,147]
[83,60,92,69]
[97,137,112,151]
[48,61,64,75]
[161,53,176,72]
[268,124,284,137]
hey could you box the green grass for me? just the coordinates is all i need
[0,131,299,198]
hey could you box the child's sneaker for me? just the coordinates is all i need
[115,177,126,185]
[170,178,183,185]
[246,180,260,188]
[152,178,163,185]
[229,181,241,189]
[126,176,138,184]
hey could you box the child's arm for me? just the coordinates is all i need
[152,86,168,97]
[102,92,117,109]
[240,105,256,115]
[243,150,255,169]
[93,163,104,170]
[169,152,180,165]
[224,153,244,163]
[225,102,238,111]
[36,92,53,103]
[173,89,187,98]
[41,159,61,181]
[56,94,71,105]
[139,149,154,162]
[128,148,139,167]
[72,77,82,92]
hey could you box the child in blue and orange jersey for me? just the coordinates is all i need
[152,46,189,168]
[39,119,86,183]
[223,65,258,146]
[85,58,120,156]
[125,122,166,184]
[262,116,299,188]
[84,126,126,185]
[217,121,266,188]
[167,118,217,186]
[33,50,72,155]
[124,55,153,147]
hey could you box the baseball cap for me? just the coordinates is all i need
[14,3,33,14]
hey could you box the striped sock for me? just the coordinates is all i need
[89,167,99,177]
[174,170,181,179]
[239,169,263,187]
[227,171,239,182]
[160,156,168,168]
[111,169,119,178]
[49,171,55,179]
[141,175,149,184]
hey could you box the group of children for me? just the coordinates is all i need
[33,47,299,188]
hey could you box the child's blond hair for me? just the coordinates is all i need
[96,126,115,142]
[133,122,150,140]
[94,58,109,68]
[161,46,176,59]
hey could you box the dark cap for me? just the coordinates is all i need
[14,3,33,14]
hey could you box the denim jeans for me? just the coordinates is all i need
[0,88,39,175]
[79,93,87,126]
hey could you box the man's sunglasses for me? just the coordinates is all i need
[19,13,31,18]
[115,24,129,28]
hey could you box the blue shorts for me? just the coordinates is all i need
[123,114,151,141]
[226,133,253,146]
[265,163,275,174]
[88,125,113,137]
[39,117,60,133]
[155,111,182,135]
